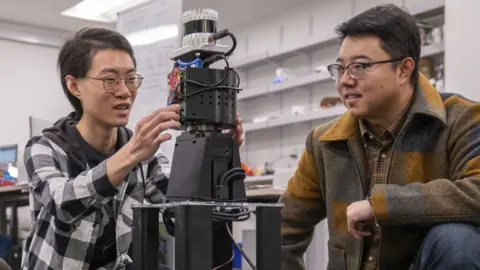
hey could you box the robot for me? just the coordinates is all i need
[166,7,247,207]
[131,8,281,270]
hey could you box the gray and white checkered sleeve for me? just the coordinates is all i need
[24,138,119,224]
[144,151,170,204]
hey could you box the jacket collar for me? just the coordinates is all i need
[319,73,446,142]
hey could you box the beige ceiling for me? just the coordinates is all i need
[0,0,312,32]
[0,0,112,31]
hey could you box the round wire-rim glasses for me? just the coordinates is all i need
[326,58,405,80]
[86,74,144,93]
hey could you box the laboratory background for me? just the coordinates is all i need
[0,0,473,269]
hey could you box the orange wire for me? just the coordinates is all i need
[212,251,235,270]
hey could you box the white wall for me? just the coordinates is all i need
[0,39,71,232]
[0,39,71,178]
[444,0,479,100]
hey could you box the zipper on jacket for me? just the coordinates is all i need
[377,115,414,269]
[357,241,363,270]
[347,139,365,270]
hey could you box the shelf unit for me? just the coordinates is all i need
[237,41,445,103]
[421,41,445,58]
[243,105,346,132]
[240,41,444,133]
[235,0,446,174]
[230,2,445,71]
[238,71,331,101]
[230,33,338,70]
[244,174,274,183]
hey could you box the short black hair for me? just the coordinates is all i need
[57,27,137,119]
[335,4,421,87]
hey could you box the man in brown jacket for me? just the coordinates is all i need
[280,4,480,270]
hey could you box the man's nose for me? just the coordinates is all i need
[339,69,354,86]
[115,81,132,98]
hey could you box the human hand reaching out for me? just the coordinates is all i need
[126,104,181,163]
[224,112,244,147]
[346,200,374,239]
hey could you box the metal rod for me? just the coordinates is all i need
[132,207,160,270]
[175,205,213,270]
[256,206,282,270]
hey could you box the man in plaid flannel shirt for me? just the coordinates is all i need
[21,27,244,270]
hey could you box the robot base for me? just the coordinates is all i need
[162,130,249,268]
[166,130,247,202]
[131,202,283,270]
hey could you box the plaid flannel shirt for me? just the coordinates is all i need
[359,98,410,270]
[21,128,169,270]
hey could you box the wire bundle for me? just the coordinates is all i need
[168,29,242,106]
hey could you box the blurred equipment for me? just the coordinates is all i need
[272,167,297,188]
[417,21,444,46]
[241,162,253,176]
[320,97,342,108]
[433,63,445,92]
[0,145,18,186]
[315,65,328,73]
[271,67,294,84]
[418,58,434,79]
[417,21,435,46]
[0,145,17,165]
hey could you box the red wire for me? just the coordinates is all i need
[212,251,234,270]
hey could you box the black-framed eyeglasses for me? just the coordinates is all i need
[86,74,144,93]
[327,58,404,80]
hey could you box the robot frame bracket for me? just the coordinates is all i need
[130,202,283,270]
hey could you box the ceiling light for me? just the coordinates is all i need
[61,0,151,23]
[125,24,179,47]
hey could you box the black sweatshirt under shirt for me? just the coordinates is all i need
[67,126,118,269]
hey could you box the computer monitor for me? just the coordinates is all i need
[0,145,17,164]
[0,145,18,180]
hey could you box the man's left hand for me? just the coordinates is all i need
[346,200,374,239]
[225,112,244,147]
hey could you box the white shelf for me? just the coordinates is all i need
[421,41,444,57]
[230,33,338,69]
[244,105,347,132]
[229,51,270,70]
[246,187,285,198]
[237,42,444,102]
[238,72,331,101]
[237,85,268,100]
[229,2,444,70]
[407,1,444,18]
[245,175,274,182]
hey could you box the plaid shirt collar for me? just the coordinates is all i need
[359,94,414,142]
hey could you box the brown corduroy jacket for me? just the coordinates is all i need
[280,74,480,270]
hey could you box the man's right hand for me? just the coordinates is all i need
[127,104,181,163]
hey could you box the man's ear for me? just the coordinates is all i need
[65,75,81,99]
[398,57,415,85]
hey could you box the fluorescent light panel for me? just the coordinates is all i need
[61,0,151,23]
[125,24,179,46]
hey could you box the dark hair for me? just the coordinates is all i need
[57,27,137,119]
[335,4,421,87]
